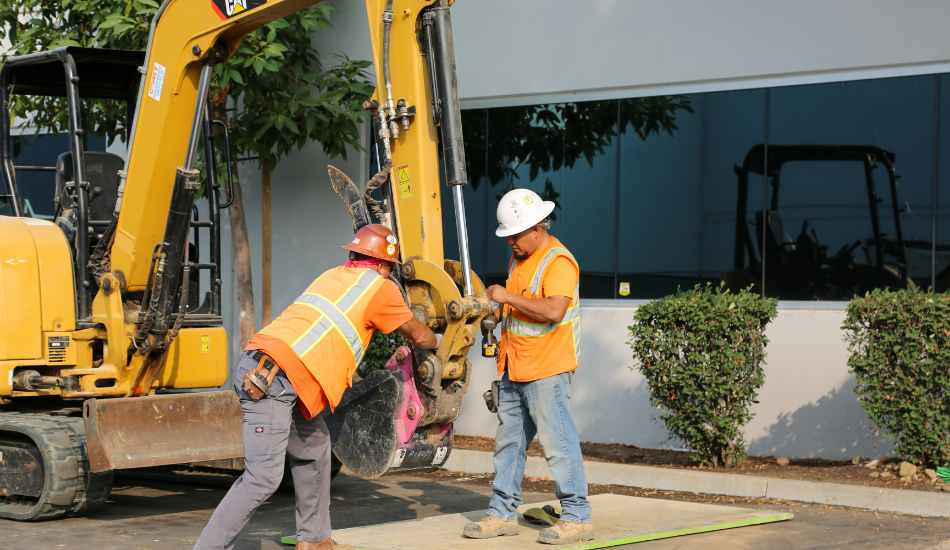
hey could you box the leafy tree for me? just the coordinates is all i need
[0,0,373,347]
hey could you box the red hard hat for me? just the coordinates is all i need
[341,224,401,264]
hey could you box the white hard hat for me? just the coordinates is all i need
[495,188,556,237]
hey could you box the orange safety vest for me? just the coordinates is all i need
[259,267,387,410]
[498,237,581,382]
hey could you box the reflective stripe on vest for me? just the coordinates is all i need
[290,269,379,364]
[503,247,581,363]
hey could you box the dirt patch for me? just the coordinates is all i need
[453,435,949,493]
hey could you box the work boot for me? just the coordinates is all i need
[538,521,595,545]
[462,514,520,538]
[295,539,354,550]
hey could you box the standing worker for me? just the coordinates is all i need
[463,189,593,545]
[195,224,437,550]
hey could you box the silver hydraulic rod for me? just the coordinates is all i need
[452,185,474,297]
[184,64,214,170]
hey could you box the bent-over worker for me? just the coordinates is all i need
[463,189,593,545]
[194,224,437,550]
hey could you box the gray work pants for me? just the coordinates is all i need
[194,352,332,549]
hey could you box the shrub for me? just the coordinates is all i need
[357,330,408,377]
[843,289,950,466]
[629,285,777,467]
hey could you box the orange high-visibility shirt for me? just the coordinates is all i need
[247,267,413,419]
[497,236,581,382]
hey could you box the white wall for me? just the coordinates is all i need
[329,0,950,107]
[450,0,950,107]
[453,302,895,460]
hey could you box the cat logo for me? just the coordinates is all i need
[211,0,266,20]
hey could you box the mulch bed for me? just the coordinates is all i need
[453,435,950,494]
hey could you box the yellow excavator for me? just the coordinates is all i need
[0,0,489,520]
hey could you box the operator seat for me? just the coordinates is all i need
[754,210,795,265]
[54,152,125,227]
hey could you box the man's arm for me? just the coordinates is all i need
[486,285,571,323]
[397,317,438,349]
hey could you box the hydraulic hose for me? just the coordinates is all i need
[380,0,397,158]
[382,0,393,100]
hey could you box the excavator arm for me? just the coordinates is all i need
[84,0,485,477]
[323,0,491,477]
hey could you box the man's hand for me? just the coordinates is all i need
[396,317,438,349]
[487,285,570,323]
[486,284,514,305]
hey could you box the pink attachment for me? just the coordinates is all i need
[385,346,425,445]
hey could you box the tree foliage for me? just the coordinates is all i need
[210,6,373,167]
[461,97,694,214]
[357,330,408,378]
[629,284,777,467]
[843,289,950,466]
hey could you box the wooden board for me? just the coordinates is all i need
[284,493,793,549]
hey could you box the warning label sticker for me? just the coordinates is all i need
[147,62,166,102]
[619,282,630,297]
[397,164,411,200]
[201,335,211,353]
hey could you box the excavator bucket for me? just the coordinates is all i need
[83,391,244,473]
[324,346,454,478]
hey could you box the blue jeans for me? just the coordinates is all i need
[487,371,592,524]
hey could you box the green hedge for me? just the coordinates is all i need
[843,289,950,466]
[629,285,777,467]
[357,330,409,377]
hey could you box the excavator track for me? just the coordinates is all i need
[0,412,114,521]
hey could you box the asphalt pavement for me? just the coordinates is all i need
[0,469,948,550]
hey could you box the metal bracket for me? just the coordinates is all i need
[180,168,201,190]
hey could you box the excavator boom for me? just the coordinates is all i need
[322,0,490,478]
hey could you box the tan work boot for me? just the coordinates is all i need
[295,539,354,550]
[462,514,520,538]
[538,520,595,545]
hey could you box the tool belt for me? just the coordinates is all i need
[241,350,284,401]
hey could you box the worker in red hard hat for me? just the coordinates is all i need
[195,224,436,550]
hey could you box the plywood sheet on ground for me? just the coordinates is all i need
[329,493,793,550]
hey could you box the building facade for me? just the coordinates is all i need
[11,0,950,458]
[226,0,950,458]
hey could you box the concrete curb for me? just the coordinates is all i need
[442,449,950,518]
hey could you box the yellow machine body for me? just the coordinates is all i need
[0,0,484,520]
[0,215,227,398]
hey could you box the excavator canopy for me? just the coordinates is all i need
[2,47,144,100]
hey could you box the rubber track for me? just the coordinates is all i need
[0,412,114,521]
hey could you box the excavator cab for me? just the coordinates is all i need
[0,47,236,520]
[0,47,230,324]
[726,144,913,299]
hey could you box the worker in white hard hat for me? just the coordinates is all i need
[463,189,593,545]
